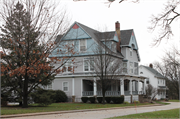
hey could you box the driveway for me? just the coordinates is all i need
[3,102,180,119]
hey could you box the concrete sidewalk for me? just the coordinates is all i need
[1,103,162,119]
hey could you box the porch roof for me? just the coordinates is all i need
[55,72,147,80]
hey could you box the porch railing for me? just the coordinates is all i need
[82,91,93,96]
[97,91,120,96]
[82,91,140,96]
[132,91,138,95]
[124,91,130,95]
[82,91,120,96]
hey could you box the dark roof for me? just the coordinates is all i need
[94,31,115,40]
[142,66,166,79]
[120,29,133,45]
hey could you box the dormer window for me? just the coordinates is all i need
[130,48,133,57]
[80,40,86,52]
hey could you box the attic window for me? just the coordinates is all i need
[80,40,86,52]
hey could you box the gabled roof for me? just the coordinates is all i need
[142,65,166,79]
[76,22,124,58]
[54,22,136,59]
[120,29,133,45]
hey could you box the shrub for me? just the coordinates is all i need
[53,90,68,102]
[31,88,55,106]
[124,101,129,104]
[97,97,103,103]
[133,101,140,104]
[120,95,124,103]
[105,97,111,103]
[81,97,89,103]
[111,96,124,104]
[89,97,96,103]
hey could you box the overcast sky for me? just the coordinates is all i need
[61,0,179,66]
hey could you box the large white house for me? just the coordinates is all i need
[48,21,147,103]
[139,64,167,100]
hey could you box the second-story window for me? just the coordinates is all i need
[80,40,86,52]
[123,62,127,73]
[62,60,73,73]
[129,62,133,74]
[84,58,94,71]
[134,62,138,75]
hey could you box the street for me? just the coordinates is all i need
[4,102,180,119]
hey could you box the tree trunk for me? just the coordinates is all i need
[22,94,28,108]
[102,90,105,105]
[19,101,22,106]
[22,79,28,108]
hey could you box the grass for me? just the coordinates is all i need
[1,102,153,115]
[169,99,180,102]
[154,101,170,105]
[109,108,180,118]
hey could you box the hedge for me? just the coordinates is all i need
[97,97,103,103]
[89,97,96,103]
[81,97,89,103]
[105,97,111,103]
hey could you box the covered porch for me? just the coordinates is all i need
[82,76,146,99]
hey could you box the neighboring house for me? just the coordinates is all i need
[139,64,167,100]
[49,21,147,103]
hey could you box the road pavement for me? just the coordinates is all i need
[2,102,180,119]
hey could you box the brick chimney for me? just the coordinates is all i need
[116,21,121,53]
[149,63,153,68]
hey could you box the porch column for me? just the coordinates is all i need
[130,79,132,95]
[72,78,75,96]
[72,78,75,102]
[143,79,146,95]
[120,78,124,95]
[137,80,139,95]
[93,78,97,96]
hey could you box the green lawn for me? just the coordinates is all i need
[169,100,180,102]
[154,101,170,105]
[109,108,180,119]
[1,103,153,115]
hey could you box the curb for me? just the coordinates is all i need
[1,104,162,118]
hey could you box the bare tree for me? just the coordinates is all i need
[154,48,180,99]
[145,84,159,101]
[74,0,179,45]
[86,32,123,104]
[149,0,180,45]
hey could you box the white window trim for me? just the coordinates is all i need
[122,62,127,74]
[83,58,94,72]
[134,62,138,75]
[61,59,73,73]
[129,62,134,74]
[79,39,87,52]
[62,81,69,92]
